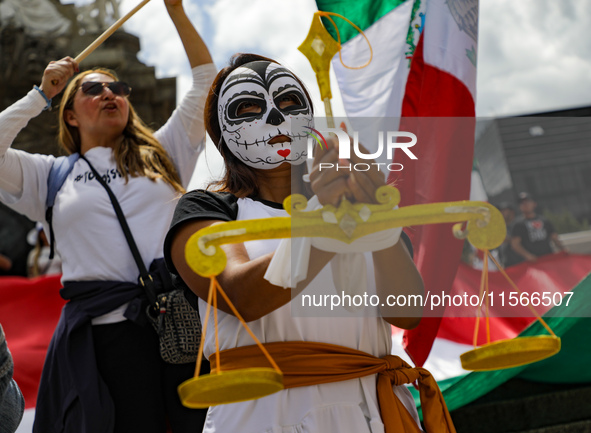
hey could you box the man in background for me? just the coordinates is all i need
[510,192,567,264]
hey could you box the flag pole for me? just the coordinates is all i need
[75,0,153,63]
[298,12,341,127]
[323,98,335,128]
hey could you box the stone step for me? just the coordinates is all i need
[522,419,591,433]
[451,379,591,433]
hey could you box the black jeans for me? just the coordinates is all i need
[92,320,208,433]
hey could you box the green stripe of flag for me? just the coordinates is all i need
[316,0,408,44]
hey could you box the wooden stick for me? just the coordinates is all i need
[51,0,152,85]
[75,0,153,63]
[323,97,335,128]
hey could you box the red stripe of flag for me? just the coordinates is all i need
[389,33,476,367]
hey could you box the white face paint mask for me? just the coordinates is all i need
[217,61,314,169]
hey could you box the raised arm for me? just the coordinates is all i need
[0,58,77,195]
[165,0,212,68]
[154,1,215,185]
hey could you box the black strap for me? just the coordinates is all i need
[80,155,157,305]
[46,206,57,259]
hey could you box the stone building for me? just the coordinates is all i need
[475,109,591,225]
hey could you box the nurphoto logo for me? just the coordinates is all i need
[305,128,418,172]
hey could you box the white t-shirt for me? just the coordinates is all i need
[0,63,217,323]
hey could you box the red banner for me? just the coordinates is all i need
[0,274,65,408]
[2,254,591,408]
[436,253,591,346]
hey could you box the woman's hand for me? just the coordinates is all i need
[309,134,351,206]
[309,123,386,206]
[39,57,78,100]
[346,141,387,204]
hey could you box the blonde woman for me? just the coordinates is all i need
[0,1,215,431]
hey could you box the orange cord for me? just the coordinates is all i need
[484,253,491,344]
[318,11,373,70]
[473,249,489,348]
[487,251,557,337]
[193,277,282,377]
[193,278,215,377]
[213,278,282,373]
[213,280,221,373]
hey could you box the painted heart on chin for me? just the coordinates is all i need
[277,149,291,158]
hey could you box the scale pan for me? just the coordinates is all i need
[178,368,284,408]
[461,336,561,371]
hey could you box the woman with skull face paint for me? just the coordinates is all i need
[0,1,215,432]
[165,54,433,433]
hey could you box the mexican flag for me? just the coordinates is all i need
[316,0,479,366]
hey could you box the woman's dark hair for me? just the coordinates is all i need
[205,53,314,198]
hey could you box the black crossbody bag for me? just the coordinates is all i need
[81,155,201,364]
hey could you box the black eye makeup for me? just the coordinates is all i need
[235,99,264,116]
[273,88,307,114]
[225,90,267,121]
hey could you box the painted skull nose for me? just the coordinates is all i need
[266,108,285,126]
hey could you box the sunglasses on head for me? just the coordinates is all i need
[80,81,132,97]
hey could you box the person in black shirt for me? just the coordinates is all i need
[510,192,567,264]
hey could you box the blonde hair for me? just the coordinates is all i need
[58,68,184,193]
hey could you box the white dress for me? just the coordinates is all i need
[197,197,422,433]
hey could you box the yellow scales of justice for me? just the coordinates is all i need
[177,186,561,407]
[177,11,561,408]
